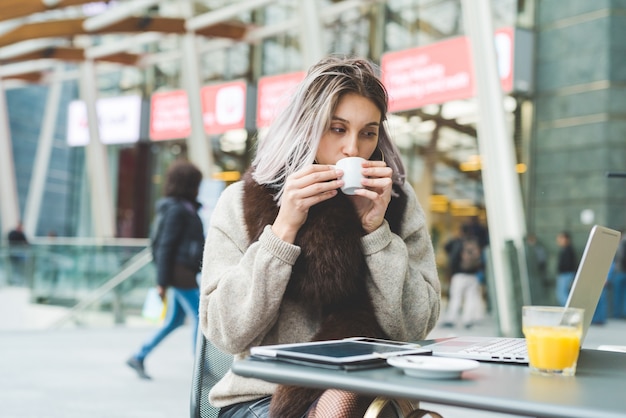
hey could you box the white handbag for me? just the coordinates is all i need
[141,287,166,322]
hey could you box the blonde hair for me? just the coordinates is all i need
[252,55,406,202]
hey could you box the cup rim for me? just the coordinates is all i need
[336,156,366,163]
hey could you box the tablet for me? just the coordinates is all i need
[250,337,430,369]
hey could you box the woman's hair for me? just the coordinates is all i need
[252,55,406,202]
[163,159,202,202]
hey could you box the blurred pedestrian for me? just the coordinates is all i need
[444,226,464,282]
[442,223,485,328]
[555,231,578,306]
[7,221,28,244]
[42,230,61,296]
[466,216,489,248]
[526,233,551,305]
[609,233,626,318]
[7,221,30,285]
[592,262,611,325]
[526,234,547,280]
[126,160,205,380]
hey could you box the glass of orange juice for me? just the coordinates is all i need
[522,306,584,377]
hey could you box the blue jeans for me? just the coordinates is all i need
[592,286,608,324]
[134,287,200,361]
[556,272,576,306]
[611,271,626,318]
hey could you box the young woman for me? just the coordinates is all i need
[200,56,441,418]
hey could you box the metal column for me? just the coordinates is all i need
[23,64,64,238]
[0,77,20,236]
[298,0,325,68]
[181,0,212,177]
[79,60,116,238]
[181,31,213,177]
[461,0,530,336]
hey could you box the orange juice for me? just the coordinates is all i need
[523,325,581,371]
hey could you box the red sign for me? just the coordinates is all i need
[382,28,514,113]
[256,71,306,128]
[149,81,248,140]
[201,80,247,135]
[382,36,473,113]
[149,90,190,141]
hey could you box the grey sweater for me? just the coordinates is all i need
[199,180,441,408]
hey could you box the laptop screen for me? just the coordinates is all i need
[566,225,621,341]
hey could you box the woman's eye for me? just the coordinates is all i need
[363,131,378,138]
[331,127,345,133]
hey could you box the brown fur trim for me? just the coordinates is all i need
[242,169,408,418]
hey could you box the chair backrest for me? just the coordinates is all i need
[190,326,233,418]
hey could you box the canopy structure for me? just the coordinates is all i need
[0,0,333,238]
[0,0,257,238]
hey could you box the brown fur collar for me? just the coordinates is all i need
[242,169,407,313]
[242,169,408,417]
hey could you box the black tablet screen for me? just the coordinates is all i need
[278,341,415,359]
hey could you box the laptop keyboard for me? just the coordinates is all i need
[461,338,528,360]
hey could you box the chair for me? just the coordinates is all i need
[190,328,233,418]
[189,328,443,418]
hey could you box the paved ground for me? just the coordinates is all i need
[1,326,195,418]
[1,288,196,418]
[2,287,626,418]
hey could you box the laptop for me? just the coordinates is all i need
[423,225,621,364]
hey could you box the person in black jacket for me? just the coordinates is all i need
[127,160,205,379]
[555,230,578,306]
[7,221,30,285]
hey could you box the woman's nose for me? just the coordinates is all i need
[342,136,359,157]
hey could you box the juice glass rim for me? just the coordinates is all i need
[522,305,584,314]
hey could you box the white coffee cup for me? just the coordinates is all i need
[335,156,365,195]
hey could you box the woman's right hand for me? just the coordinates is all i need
[271,165,343,243]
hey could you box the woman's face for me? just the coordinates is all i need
[315,93,381,165]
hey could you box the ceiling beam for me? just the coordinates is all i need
[82,0,161,32]
[0,0,101,23]
[2,71,43,83]
[95,51,141,66]
[85,32,162,59]
[195,21,249,39]
[0,46,140,66]
[0,59,56,78]
[186,0,275,31]
[94,16,186,34]
[0,19,85,48]
[0,17,180,48]
[0,46,85,63]
[0,16,248,49]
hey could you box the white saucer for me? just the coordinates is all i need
[387,355,480,379]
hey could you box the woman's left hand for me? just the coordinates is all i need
[350,160,393,234]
